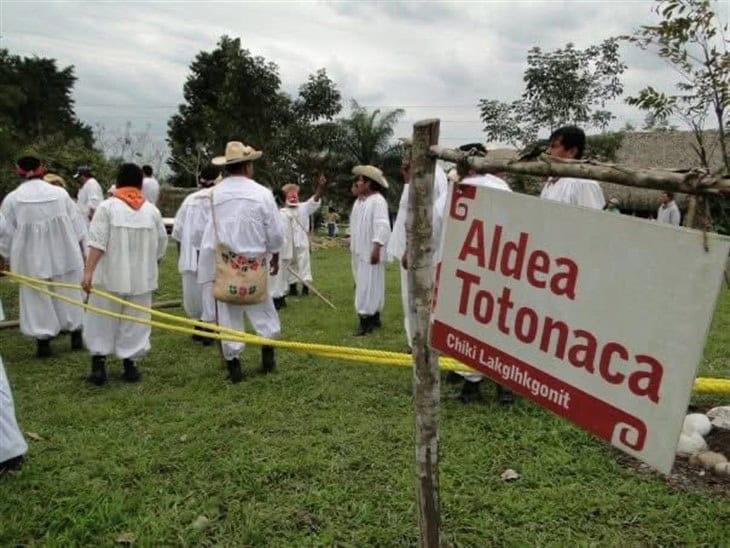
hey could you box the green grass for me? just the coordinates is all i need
[1,246,729,546]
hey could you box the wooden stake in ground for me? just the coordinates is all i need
[408,119,441,547]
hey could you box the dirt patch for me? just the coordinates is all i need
[615,426,730,495]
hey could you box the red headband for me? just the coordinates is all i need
[16,165,46,179]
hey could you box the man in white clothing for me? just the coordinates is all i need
[0,156,87,357]
[0,297,28,473]
[142,165,161,206]
[657,191,681,225]
[171,165,219,344]
[198,142,284,383]
[74,166,104,224]
[82,163,168,386]
[281,175,327,296]
[350,165,391,336]
[540,126,606,209]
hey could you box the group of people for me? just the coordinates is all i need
[1,124,677,473]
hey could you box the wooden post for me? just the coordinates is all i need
[407,119,441,547]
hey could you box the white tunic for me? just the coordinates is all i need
[540,177,605,209]
[0,298,27,463]
[198,176,284,284]
[350,193,391,263]
[657,201,681,225]
[77,177,104,221]
[0,178,86,278]
[172,188,212,273]
[87,198,168,295]
[142,177,161,205]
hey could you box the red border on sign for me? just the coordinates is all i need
[431,320,648,453]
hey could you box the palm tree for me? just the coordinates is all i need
[339,100,404,165]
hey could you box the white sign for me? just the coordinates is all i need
[431,184,730,473]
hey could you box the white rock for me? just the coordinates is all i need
[689,451,727,469]
[676,432,708,456]
[682,413,712,436]
[707,406,730,430]
[500,469,520,481]
[713,462,730,476]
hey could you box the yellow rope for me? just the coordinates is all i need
[2,271,729,393]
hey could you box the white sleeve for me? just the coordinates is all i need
[0,197,16,259]
[88,180,104,210]
[65,194,88,243]
[171,200,187,242]
[264,195,285,253]
[573,181,606,210]
[372,196,391,246]
[155,212,168,260]
[87,204,110,251]
[671,207,681,226]
[302,196,321,217]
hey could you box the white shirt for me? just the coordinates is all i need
[0,178,86,278]
[278,208,294,261]
[387,166,449,262]
[172,188,212,273]
[281,196,320,251]
[77,177,104,221]
[198,176,284,284]
[0,294,28,462]
[142,177,160,206]
[88,197,168,295]
[350,192,391,262]
[657,201,681,226]
[540,177,605,209]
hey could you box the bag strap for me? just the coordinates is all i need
[208,190,221,246]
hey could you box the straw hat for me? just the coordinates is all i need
[352,165,389,189]
[43,173,66,188]
[212,141,262,166]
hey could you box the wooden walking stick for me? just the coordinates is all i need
[286,266,337,310]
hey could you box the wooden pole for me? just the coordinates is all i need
[285,266,337,310]
[431,145,730,195]
[408,119,441,547]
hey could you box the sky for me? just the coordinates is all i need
[1,0,727,165]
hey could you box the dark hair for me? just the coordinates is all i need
[116,163,144,189]
[17,156,41,171]
[226,161,251,176]
[549,126,586,159]
[663,191,675,200]
[199,165,219,182]
[458,143,487,154]
[76,166,92,178]
[142,165,153,177]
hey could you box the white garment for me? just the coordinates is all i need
[77,177,104,222]
[0,179,86,278]
[217,298,281,360]
[271,208,292,298]
[142,177,160,206]
[181,275,215,322]
[83,292,152,360]
[172,188,212,273]
[657,201,681,225]
[19,270,83,339]
[0,298,28,464]
[349,198,364,282]
[87,198,168,295]
[198,176,284,285]
[283,197,320,284]
[351,192,390,316]
[540,177,605,209]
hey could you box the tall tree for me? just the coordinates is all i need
[624,0,729,174]
[339,100,404,164]
[167,36,342,187]
[479,39,626,147]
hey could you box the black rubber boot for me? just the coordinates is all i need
[353,315,369,337]
[273,297,287,310]
[301,285,309,296]
[0,455,24,473]
[87,355,107,386]
[122,359,141,383]
[260,345,276,374]
[497,384,515,405]
[458,380,482,403]
[289,283,299,297]
[192,325,214,346]
[36,338,52,358]
[70,329,84,351]
[226,358,243,384]
[445,371,462,384]
[372,312,382,329]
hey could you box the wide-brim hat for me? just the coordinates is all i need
[352,165,389,189]
[43,173,66,188]
[212,141,262,166]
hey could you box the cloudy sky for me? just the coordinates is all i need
[1,0,727,163]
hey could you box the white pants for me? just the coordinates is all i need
[182,272,215,322]
[0,356,27,463]
[399,265,413,347]
[271,259,292,298]
[83,291,152,361]
[19,270,83,339]
[289,246,312,283]
[354,259,385,316]
[216,297,280,360]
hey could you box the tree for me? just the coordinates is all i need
[624,0,729,174]
[479,39,626,147]
[167,36,342,187]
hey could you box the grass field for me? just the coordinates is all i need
[1,245,729,546]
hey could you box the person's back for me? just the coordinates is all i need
[173,188,212,274]
[142,177,160,206]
